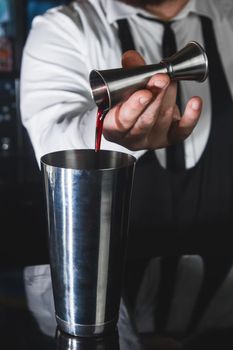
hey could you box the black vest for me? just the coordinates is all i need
[117,16,233,258]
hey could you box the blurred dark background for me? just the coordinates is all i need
[0,0,70,266]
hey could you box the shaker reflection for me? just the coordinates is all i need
[56,329,120,350]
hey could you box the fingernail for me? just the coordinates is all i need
[191,101,200,110]
[139,96,151,105]
[154,79,167,88]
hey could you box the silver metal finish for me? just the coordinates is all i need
[41,149,136,337]
[89,41,208,111]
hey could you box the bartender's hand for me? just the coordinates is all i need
[103,50,202,150]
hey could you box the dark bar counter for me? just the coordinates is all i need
[2,263,233,350]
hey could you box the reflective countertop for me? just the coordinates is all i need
[1,262,233,350]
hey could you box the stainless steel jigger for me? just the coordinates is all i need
[89,41,208,111]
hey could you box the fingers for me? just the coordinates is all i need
[103,89,153,141]
[130,75,170,136]
[103,74,170,143]
[168,96,202,144]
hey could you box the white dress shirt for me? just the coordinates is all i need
[20,0,233,168]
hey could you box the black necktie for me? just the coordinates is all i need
[162,21,185,170]
[118,16,185,170]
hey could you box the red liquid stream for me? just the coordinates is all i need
[95,106,106,152]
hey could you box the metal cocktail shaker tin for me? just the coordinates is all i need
[41,149,136,337]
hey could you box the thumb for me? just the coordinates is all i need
[122,50,145,68]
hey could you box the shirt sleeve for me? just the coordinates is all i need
[20,7,97,166]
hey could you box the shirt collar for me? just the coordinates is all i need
[101,0,217,24]
[104,0,143,23]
